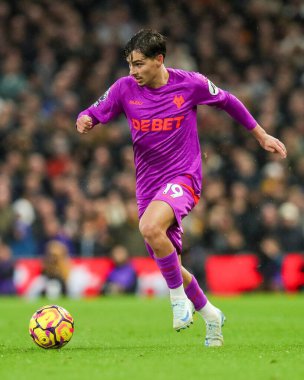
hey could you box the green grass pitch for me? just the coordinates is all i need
[0,294,303,380]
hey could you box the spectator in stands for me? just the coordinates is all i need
[102,245,137,295]
[9,198,37,257]
[42,240,71,294]
[110,198,147,256]
[76,212,112,257]
[278,202,304,253]
[0,176,14,242]
[27,240,71,298]
[38,217,75,256]
[0,242,15,295]
[258,235,284,292]
[0,50,28,99]
[253,202,281,251]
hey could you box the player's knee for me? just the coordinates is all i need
[139,221,162,243]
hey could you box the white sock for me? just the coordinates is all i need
[169,284,187,300]
[197,301,219,321]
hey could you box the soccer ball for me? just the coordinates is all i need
[29,305,74,349]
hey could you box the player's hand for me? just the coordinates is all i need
[251,124,287,159]
[76,115,93,134]
[258,134,287,159]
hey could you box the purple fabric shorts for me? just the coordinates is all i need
[138,175,200,258]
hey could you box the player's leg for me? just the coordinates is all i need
[139,200,175,257]
[180,262,225,347]
[139,200,193,331]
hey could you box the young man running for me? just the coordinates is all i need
[76,29,287,347]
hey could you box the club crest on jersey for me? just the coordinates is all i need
[208,80,219,96]
[93,88,111,107]
[173,95,185,109]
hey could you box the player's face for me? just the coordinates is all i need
[127,50,164,87]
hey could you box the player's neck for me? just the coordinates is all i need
[148,66,169,89]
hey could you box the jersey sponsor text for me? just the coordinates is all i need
[131,116,185,132]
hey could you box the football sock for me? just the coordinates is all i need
[169,284,187,299]
[155,250,184,297]
[184,275,208,310]
[198,301,219,321]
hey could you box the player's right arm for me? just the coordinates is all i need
[76,79,123,134]
[76,115,94,134]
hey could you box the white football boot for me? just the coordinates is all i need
[171,298,193,331]
[204,308,225,347]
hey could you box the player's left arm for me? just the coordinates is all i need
[194,74,287,159]
[217,91,287,159]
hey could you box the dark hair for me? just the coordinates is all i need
[124,29,166,60]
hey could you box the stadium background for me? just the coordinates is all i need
[0,0,303,297]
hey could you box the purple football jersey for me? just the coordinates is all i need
[78,69,257,200]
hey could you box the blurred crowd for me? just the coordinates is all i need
[0,0,303,292]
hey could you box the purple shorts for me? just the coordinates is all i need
[138,175,200,258]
